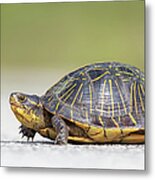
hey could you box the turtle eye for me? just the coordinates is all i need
[18,95,26,102]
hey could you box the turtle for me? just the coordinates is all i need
[9,62,145,144]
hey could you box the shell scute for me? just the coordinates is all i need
[42,62,145,129]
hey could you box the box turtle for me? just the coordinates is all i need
[9,62,145,144]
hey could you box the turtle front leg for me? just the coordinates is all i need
[19,125,36,141]
[52,115,69,145]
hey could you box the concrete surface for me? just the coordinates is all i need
[1,140,145,170]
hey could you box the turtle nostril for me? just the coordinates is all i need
[10,92,16,97]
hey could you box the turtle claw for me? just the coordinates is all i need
[21,134,25,139]
[19,125,22,129]
[19,125,36,141]
[27,137,34,142]
[19,129,23,134]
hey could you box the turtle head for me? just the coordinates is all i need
[9,92,46,131]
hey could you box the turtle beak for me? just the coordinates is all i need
[9,92,21,106]
[9,92,31,127]
[9,92,18,105]
[9,92,25,109]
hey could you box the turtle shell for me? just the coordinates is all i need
[42,62,145,129]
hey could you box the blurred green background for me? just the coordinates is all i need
[1,1,144,72]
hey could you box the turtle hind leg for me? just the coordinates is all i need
[19,125,36,141]
[52,115,69,145]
